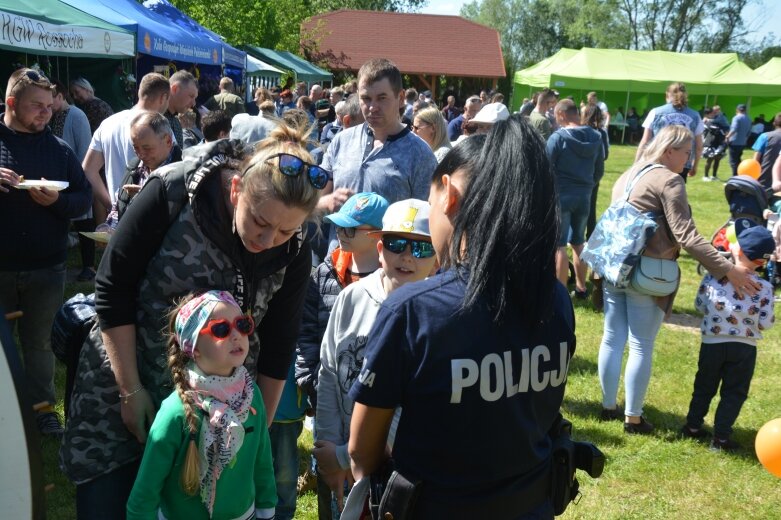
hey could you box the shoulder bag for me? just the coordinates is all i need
[581,164,662,288]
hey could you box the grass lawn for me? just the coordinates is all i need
[40,144,780,519]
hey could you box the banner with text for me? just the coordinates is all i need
[0,10,134,58]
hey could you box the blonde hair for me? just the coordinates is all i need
[238,119,321,213]
[640,125,693,164]
[415,106,450,151]
[666,82,688,109]
[166,294,203,495]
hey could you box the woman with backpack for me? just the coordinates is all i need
[61,124,326,519]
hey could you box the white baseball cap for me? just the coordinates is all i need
[471,102,510,124]
[369,199,431,238]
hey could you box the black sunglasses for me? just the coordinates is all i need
[336,226,374,238]
[382,235,435,259]
[265,153,330,189]
[10,69,49,92]
[199,315,255,339]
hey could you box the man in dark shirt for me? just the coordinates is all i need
[0,68,92,437]
[447,96,481,142]
[165,70,198,147]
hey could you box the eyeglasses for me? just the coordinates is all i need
[10,69,49,93]
[411,123,430,132]
[265,153,330,189]
[336,226,374,238]
[382,235,435,259]
[199,316,255,339]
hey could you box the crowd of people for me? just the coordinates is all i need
[0,57,777,520]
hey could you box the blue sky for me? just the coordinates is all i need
[420,0,780,45]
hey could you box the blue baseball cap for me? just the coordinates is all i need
[324,192,389,229]
[734,218,775,261]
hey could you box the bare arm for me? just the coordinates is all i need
[754,151,762,163]
[690,134,703,176]
[82,148,111,209]
[348,403,395,481]
[103,324,156,443]
[257,374,285,426]
[773,154,781,193]
[635,127,653,162]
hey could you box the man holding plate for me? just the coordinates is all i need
[0,68,92,437]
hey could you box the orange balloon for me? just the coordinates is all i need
[737,158,761,179]
[756,418,781,478]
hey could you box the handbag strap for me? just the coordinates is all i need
[623,163,662,201]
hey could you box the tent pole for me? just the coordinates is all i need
[704,94,709,109]
[747,96,752,112]
[622,89,630,144]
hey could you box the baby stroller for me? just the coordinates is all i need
[698,176,775,282]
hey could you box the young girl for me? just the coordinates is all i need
[127,290,276,520]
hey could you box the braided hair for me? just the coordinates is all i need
[167,294,203,495]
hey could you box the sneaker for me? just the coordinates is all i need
[680,425,709,440]
[702,176,712,182]
[77,267,96,282]
[600,407,623,421]
[36,412,64,439]
[710,437,740,452]
[624,416,654,435]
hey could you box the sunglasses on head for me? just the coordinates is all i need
[265,153,330,189]
[10,69,49,92]
[382,235,435,259]
[199,315,255,339]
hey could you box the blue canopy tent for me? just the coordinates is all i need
[142,0,247,89]
[62,0,223,91]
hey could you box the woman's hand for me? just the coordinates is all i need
[724,264,761,299]
[120,387,156,444]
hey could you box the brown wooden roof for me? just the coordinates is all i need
[303,10,506,78]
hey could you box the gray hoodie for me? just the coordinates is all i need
[546,125,605,194]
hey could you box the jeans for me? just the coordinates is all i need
[0,263,66,406]
[558,190,591,247]
[728,144,745,176]
[76,460,140,520]
[269,420,304,520]
[598,283,664,417]
[685,341,757,439]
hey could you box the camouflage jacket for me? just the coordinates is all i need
[61,140,311,484]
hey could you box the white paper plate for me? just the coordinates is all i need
[13,180,69,191]
[79,232,111,244]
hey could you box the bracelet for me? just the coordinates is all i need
[119,385,145,404]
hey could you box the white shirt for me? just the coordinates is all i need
[88,108,140,202]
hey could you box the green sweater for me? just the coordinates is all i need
[127,384,276,519]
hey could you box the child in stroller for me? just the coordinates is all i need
[702,108,728,181]
[701,175,780,290]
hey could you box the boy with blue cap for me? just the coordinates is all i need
[681,218,776,451]
[294,192,389,518]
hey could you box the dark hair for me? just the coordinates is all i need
[581,102,603,128]
[446,115,559,324]
[358,58,402,94]
[51,79,69,100]
[202,110,232,141]
[555,98,579,120]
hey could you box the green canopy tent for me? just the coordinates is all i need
[752,58,781,122]
[0,0,136,110]
[241,45,332,87]
[513,48,779,136]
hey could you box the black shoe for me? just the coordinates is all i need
[36,412,64,439]
[710,437,740,452]
[77,267,96,281]
[680,425,709,440]
[600,408,623,421]
[571,289,589,300]
[624,417,654,435]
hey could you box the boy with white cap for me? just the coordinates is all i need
[681,218,776,451]
[313,199,437,516]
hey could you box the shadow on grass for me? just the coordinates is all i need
[568,353,598,375]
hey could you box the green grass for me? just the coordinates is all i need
[42,145,781,518]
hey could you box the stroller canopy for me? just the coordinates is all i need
[724,176,768,224]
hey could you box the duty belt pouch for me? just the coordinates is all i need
[377,470,422,520]
[549,417,578,516]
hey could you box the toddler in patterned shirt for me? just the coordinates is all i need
[682,218,775,452]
